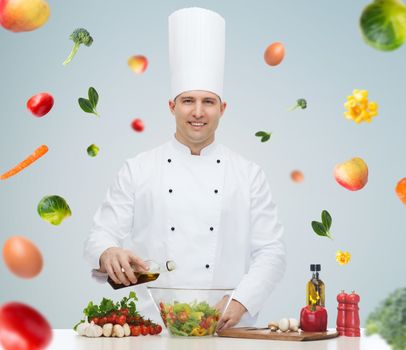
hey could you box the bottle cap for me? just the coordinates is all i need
[315,264,321,271]
[310,264,316,271]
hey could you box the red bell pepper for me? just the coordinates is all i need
[300,305,328,332]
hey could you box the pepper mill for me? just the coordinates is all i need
[336,290,347,336]
[345,291,360,337]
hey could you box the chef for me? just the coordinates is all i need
[84,7,286,330]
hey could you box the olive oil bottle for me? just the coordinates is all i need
[108,260,176,290]
[306,264,325,307]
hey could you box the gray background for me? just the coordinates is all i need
[1,0,405,329]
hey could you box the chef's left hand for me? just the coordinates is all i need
[216,298,247,332]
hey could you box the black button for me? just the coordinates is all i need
[171,227,175,231]
[214,189,218,194]
[210,227,214,231]
[205,264,210,269]
[216,159,221,163]
[169,189,173,193]
[167,159,172,163]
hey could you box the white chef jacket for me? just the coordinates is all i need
[84,136,286,326]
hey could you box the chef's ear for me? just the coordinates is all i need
[168,99,176,115]
[220,101,227,117]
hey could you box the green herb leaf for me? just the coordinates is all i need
[88,87,99,107]
[261,133,271,142]
[78,98,94,113]
[311,221,328,237]
[321,210,332,230]
[255,131,267,137]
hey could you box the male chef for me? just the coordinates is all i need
[84,7,286,331]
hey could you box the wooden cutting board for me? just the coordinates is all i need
[217,327,339,341]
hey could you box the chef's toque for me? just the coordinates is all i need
[168,7,225,100]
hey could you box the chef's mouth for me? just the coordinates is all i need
[188,121,207,127]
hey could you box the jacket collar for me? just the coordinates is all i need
[170,134,219,157]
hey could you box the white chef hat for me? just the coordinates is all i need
[168,7,225,100]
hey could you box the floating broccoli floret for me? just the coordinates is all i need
[288,98,307,111]
[63,28,93,66]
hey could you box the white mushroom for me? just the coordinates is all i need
[102,323,113,337]
[123,323,131,337]
[278,318,290,332]
[289,318,300,332]
[267,321,279,331]
[76,321,90,336]
[85,322,103,337]
[113,324,125,338]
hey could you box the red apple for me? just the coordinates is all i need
[334,157,368,191]
[0,0,50,33]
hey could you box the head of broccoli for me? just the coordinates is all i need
[366,288,406,350]
[63,28,93,66]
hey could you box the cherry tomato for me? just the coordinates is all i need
[107,314,114,323]
[26,93,54,117]
[131,118,144,132]
[148,325,155,335]
[91,317,99,325]
[155,324,162,335]
[131,325,141,336]
[117,315,126,326]
[140,325,149,336]
[0,302,52,350]
[99,317,107,326]
[120,308,129,316]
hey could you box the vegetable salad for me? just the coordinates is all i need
[159,301,220,336]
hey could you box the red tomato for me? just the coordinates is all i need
[107,314,115,323]
[140,325,149,336]
[264,42,285,66]
[91,317,99,325]
[155,324,162,335]
[131,325,141,336]
[0,302,52,350]
[26,93,54,117]
[131,118,144,132]
[117,315,126,326]
[99,317,107,326]
[120,308,129,316]
[148,325,155,335]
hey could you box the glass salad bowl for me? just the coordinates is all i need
[147,287,234,337]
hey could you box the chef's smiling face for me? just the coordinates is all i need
[169,90,227,155]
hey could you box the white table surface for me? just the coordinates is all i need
[45,329,391,350]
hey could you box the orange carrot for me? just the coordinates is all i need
[1,145,49,180]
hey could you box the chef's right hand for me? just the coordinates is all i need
[99,247,149,286]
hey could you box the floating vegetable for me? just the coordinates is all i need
[0,0,50,32]
[0,145,48,180]
[0,302,52,350]
[264,42,285,66]
[360,0,406,51]
[87,144,99,157]
[255,131,272,143]
[288,98,307,111]
[3,236,43,278]
[395,177,406,205]
[78,87,99,117]
[291,170,304,183]
[26,92,54,117]
[334,157,368,191]
[131,118,144,132]
[311,210,333,240]
[37,195,72,225]
[344,89,378,124]
[336,250,351,265]
[128,55,148,74]
[63,28,93,65]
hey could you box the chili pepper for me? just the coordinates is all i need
[300,305,328,332]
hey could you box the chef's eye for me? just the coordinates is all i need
[183,99,193,104]
[204,100,214,105]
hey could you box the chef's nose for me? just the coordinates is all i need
[192,101,204,118]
